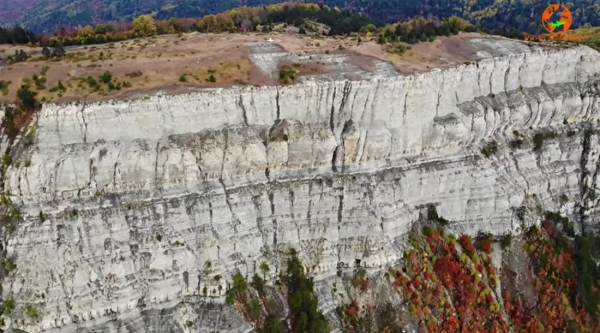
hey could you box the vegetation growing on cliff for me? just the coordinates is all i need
[223,249,327,333]
[0,66,42,327]
[285,248,329,332]
[338,206,600,333]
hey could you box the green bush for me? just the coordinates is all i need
[33,75,47,90]
[2,298,15,315]
[232,271,247,293]
[86,76,99,89]
[533,131,560,151]
[427,204,439,221]
[262,315,283,333]
[279,65,297,84]
[249,297,261,320]
[481,141,498,158]
[285,249,328,333]
[351,268,367,288]
[208,74,216,83]
[516,206,527,222]
[251,274,265,294]
[422,225,433,237]
[0,80,9,96]
[23,128,35,147]
[2,257,16,271]
[24,304,38,319]
[509,139,523,149]
[393,44,408,54]
[17,85,40,110]
[100,71,112,84]
[500,233,512,249]
[179,75,186,82]
[1,154,12,166]
[225,294,235,305]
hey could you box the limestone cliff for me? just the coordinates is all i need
[1,45,600,332]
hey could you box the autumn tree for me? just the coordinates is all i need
[77,25,95,40]
[132,15,157,37]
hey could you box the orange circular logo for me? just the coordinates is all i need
[542,4,572,34]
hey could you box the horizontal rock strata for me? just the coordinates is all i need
[1,46,600,332]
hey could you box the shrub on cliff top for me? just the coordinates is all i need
[17,85,40,110]
[279,65,298,84]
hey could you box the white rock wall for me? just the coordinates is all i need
[2,46,600,333]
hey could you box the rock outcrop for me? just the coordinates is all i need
[1,45,600,332]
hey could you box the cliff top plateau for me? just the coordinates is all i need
[0,31,554,104]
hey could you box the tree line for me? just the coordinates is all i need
[1,3,382,47]
[0,25,38,45]
[375,16,475,45]
[2,0,599,39]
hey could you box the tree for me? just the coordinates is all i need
[48,37,61,48]
[52,43,66,57]
[259,261,270,280]
[133,15,157,37]
[17,85,39,110]
[42,46,51,59]
[360,24,377,33]
[285,249,328,333]
[77,25,95,40]
[232,271,247,293]
[261,315,282,333]
[100,71,112,84]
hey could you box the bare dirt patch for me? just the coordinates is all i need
[348,54,376,73]
[348,33,485,74]
[0,33,278,103]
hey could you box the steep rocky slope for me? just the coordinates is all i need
[0,45,599,332]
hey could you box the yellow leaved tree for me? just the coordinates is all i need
[132,15,157,37]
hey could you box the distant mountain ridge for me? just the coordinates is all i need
[0,0,599,33]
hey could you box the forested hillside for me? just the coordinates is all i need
[0,0,598,33]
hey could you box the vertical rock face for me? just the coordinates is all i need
[2,46,600,332]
